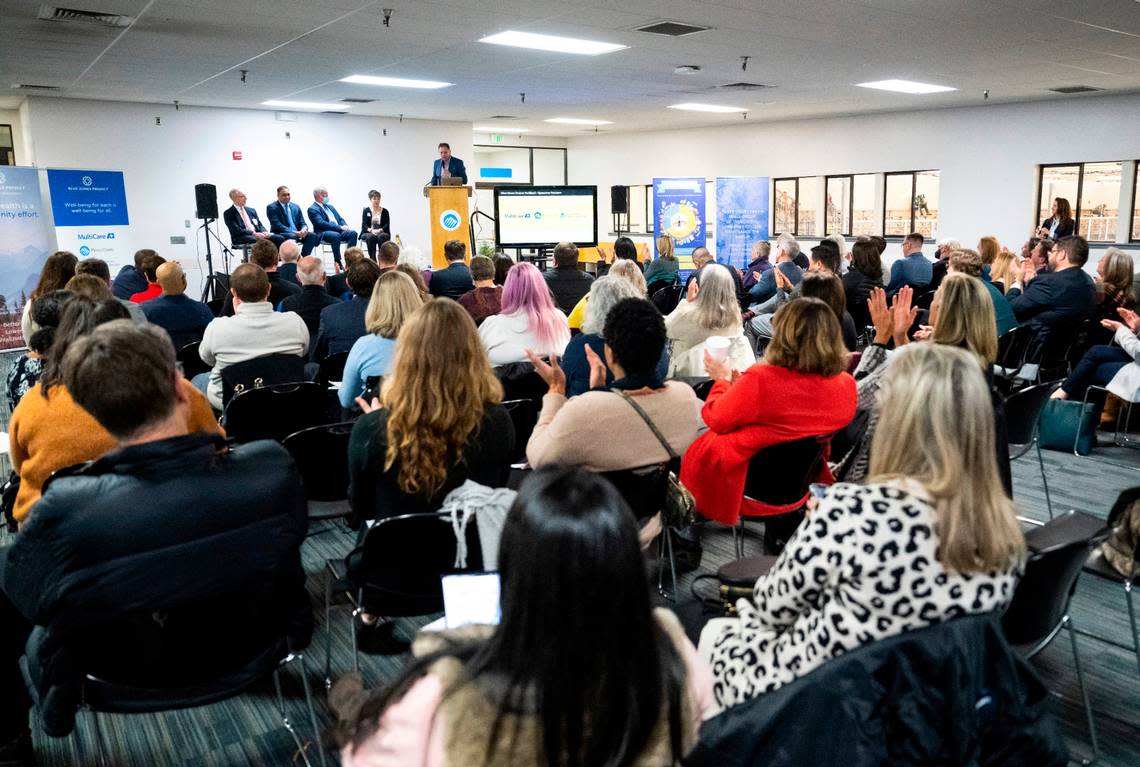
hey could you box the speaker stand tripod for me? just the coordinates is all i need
[198,218,237,303]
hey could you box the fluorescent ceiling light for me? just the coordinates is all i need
[479,30,627,56]
[855,79,956,94]
[668,102,747,113]
[474,126,530,132]
[544,117,613,126]
[263,100,349,110]
[340,74,452,89]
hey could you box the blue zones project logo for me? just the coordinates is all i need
[439,210,461,231]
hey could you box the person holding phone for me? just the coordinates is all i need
[1035,197,1075,240]
[360,190,391,260]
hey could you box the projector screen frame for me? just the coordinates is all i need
[493,185,599,250]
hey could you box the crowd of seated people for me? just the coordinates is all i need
[2,221,1129,767]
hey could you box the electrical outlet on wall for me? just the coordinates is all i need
[170,235,186,245]
[185,219,190,228]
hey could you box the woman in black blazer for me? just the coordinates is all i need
[1036,196,1075,240]
[360,189,391,259]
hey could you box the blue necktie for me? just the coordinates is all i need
[283,203,292,230]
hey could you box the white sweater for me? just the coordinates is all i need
[478,308,569,366]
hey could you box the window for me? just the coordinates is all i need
[1132,165,1140,242]
[884,170,940,238]
[797,177,821,237]
[0,125,13,165]
[472,145,568,188]
[1037,162,1122,243]
[825,176,851,236]
[852,174,877,236]
[774,178,796,234]
[825,173,877,236]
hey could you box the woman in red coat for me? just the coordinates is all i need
[681,297,857,526]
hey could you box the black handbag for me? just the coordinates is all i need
[1,471,20,532]
[617,392,697,529]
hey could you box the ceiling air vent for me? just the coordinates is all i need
[321,110,349,115]
[717,82,774,91]
[487,115,521,120]
[341,98,374,103]
[635,21,710,36]
[13,83,62,91]
[37,5,134,27]
[1047,85,1103,94]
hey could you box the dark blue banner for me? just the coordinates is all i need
[47,169,129,226]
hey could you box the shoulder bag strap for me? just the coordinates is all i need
[616,391,678,462]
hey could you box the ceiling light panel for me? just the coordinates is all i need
[479,30,627,56]
[340,74,452,89]
[855,79,957,94]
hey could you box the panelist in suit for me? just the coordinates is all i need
[430,142,468,185]
[266,186,321,256]
[223,188,284,247]
[307,186,359,268]
[360,189,391,259]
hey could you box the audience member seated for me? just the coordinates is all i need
[947,248,1018,337]
[978,235,1000,268]
[1027,237,1052,275]
[279,256,339,338]
[569,258,648,331]
[685,246,748,310]
[327,246,363,298]
[0,321,308,761]
[395,261,429,302]
[885,232,932,297]
[307,186,359,268]
[276,239,301,284]
[843,238,884,330]
[457,255,502,326]
[429,240,475,300]
[266,185,321,256]
[927,237,959,292]
[822,233,848,272]
[1036,196,1076,240]
[347,299,512,527]
[679,298,856,526]
[195,264,309,411]
[110,247,152,300]
[561,277,668,397]
[666,264,751,377]
[64,273,112,302]
[377,240,400,273]
[223,187,283,247]
[747,243,842,316]
[543,241,594,314]
[1005,235,1096,351]
[1053,306,1140,403]
[479,262,570,365]
[747,234,803,305]
[493,253,514,286]
[312,259,381,361]
[75,257,146,323]
[222,239,300,316]
[741,241,773,290]
[527,298,700,545]
[5,291,69,413]
[988,246,1019,294]
[1093,247,1135,323]
[138,261,215,349]
[359,189,391,259]
[340,270,422,410]
[749,272,858,351]
[700,343,1024,709]
[644,235,680,291]
[128,252,166,304]
[22,250,76,345]
[9,297,221,524]
[330,467,712,767]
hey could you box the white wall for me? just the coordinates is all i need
[19,97,473,293]
[567,93,1140,270]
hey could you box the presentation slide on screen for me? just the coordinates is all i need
[496,186,596,246]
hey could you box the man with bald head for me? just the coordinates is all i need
[277,240,302,284]
[279,255,339,337]
[140,261,216,348]
[223,188,284,247]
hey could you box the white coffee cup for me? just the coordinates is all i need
[706,336,732,361]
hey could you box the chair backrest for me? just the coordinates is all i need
[176,341,212,380]
[1002,381,1059,445]
[1064,317,1100,371]
[223,382,328,443]
[915,289,938,310]
[502,399,541,464]
[206,298,225,317]
[282,421,355,501]
[600,462,670,522]
[1001,534,1089,649]
[351,510,484,617]
[652,283,684,315]
[219,353,307,406]
[495,361,548,401]
[318,351,350,385]
[996,325,1035,371]
[743,435,830,506]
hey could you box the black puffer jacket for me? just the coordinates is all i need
[2,433,311,736]
[685,614,1067,767]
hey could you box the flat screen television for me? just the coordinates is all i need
[494,185,598,249]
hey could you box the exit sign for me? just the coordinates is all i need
[232,150,243,160]
[492,134,504,143]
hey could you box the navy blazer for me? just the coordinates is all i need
[1005,266,1095,334]
[1039,217,1075,239]
[428,262,475,300]
[312,296,370,360]
[266,201,306,234]
[223,205,268,243]
[308,201,349,233]
[430,156,468,185]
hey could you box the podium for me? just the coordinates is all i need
[423,185,473,268]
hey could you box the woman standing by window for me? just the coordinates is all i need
[1036,197,1075,240]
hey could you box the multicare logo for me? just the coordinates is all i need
[439,210,461,231]
[77,232,116,240]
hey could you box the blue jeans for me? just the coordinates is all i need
[191,372,211,396]
[1062,344,1130,396]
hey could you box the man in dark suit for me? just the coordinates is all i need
[429,240,475,300]
[1005,234,1095,358]
[306,187,358,268]
[543,242,593,313]
[221,240,301,316]
[223,188,284,247]
[430,142,468,185]
[279,256,339,338]
[265,186,321,256]
[312,259,381,360]
[140,261,215,349]
[326,247,365,299]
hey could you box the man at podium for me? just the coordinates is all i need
[430,142,467,185]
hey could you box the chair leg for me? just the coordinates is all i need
[1035,439,1053,520]
[1126,580,1140,678]
[666,528,678,601]
[350,602,362,674]
[296,652,328,767]
[75,705,108,767]
[274,666,314,767]
[89,709,109,767]
[1066,616,1100,765]
[324,568,334,690]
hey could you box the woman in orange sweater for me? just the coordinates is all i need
[9,298,222,524]
[679,297,856,527]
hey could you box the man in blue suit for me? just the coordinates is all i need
[307,186,358,268]
[266,186,321,256]
[430,142,468,185]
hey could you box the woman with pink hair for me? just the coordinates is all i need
[478,262,570,365]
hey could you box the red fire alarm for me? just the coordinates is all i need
[232,151,243,160]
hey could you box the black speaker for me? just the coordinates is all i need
[610,185,629,214]
[195,183,219,220]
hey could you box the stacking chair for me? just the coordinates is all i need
[219,353,308,408]
[994,325,1036,392]
[175,340,211,380]
[495,361,547,401]
[317,351,349,386]
[222,382,327,443]
[737,435,831,558]
[283,422,355,522]
[502,399,541,466]
[675,376,715,401]
[1079,487,1140,677]
[1080,383,1140,450]
[1004,381,1061,518]
[600,463,675,598]
[651,283,684,315]
[206,298,225,317]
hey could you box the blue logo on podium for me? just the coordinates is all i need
[439,210,461,231]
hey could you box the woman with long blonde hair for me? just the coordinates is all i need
[701,343,1024,708]
[339,270,423,410]
[645,234,680,289]
[348,299,514,528]
[988,248,1019,294]
[665,263,747,376]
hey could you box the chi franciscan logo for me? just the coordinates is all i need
[79,246,91,256]
[439,210,461,231]
[82,176,93,186]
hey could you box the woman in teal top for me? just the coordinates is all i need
[339,270,423,409]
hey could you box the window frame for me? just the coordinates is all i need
[882,170,929,237]
[0,124,13,165]
[1035,161,1127,244]
[1131,163,1140,243]
[471,144,567,190]
[824,174,854,237]
[773,176,799,235]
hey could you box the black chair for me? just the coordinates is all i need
[1079,488,1140,678]
[915,288,938,310]
[994,325,1036,387]
[675,376,715,401]
[495,361,548,401]
[1004,381,1061,519]
[219,353,308,407]
[206,298,225,317]
[283,422,355,522]
[175,340,211,380]
[600,463,676,598]
[1003,510,1110,765]
[502,399,541,466]
[324,510,484,686]
[651,283,684,315]
[222,382,327,443]
[1032,324,1083,384]
[738,435,830,557]
[317,351,349,385]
